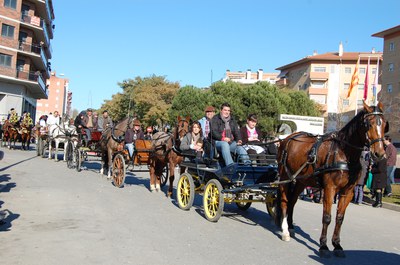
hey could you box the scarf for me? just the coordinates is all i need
[191,132,200,144]
[221,114,232,139]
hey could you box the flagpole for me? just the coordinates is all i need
[355,84,359,115]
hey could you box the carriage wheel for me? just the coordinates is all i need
[236,194,253,211]
[266,194,279,221]
[203,179,224,222]
[75,148,82,172]
[112,153,126,188]
[177,173,195,210]
[160,164,169,187]
[66,141,74,169]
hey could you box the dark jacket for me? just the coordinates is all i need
[371,157,387,189]
[74,112,87,131]
[210,114,241,143]
[358,151,370,185]
[125,128,144,144]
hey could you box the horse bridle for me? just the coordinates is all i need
[177,119,189,137]
[363,111,385,147]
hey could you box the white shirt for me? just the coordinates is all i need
[47,114,59,126]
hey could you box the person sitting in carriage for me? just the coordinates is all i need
[38,115,48,135]
[97,110,113,132]
[125,119,144,160]
[74,110,89,146]
[21,112,33,128]
[144,126,153,140]
[240,114,267,164]
[180,121,204,162]
[210,102,251,167]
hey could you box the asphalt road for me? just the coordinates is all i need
[0,147,400,265]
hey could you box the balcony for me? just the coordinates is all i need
[17,41,50,78]
[310,72,329,80]
[20,14,50,50]
[33,0,55,38]
[0,67,48,99]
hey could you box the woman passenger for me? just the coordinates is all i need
[180,121,204,161]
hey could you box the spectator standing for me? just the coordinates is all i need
[371,157,387,208]
[383,135,397,197]
[354,148,370,205]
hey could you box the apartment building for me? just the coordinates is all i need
[0,0,55,121]
[372,25,400,141]
[36,71,71,121]
[223,69,279,85]
[275,43,382,132]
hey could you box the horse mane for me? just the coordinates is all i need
[337,109,366,144]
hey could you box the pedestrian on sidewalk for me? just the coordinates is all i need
[371,157,388,208]
[383,135,397,197]
[354,148,370,205]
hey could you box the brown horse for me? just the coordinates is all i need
[149,116,190,196]
[100,116,135,178]
[276,101,387,258]
[19,124,32,150]
[2,120,19,149]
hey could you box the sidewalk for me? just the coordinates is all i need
[362,191,400,212]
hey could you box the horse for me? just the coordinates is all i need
[276,101,387,258]
[48,118,78,162]
[18,124,32,150]
[100,116,135,178]
[2,120,19,149]
[149,116,190,196]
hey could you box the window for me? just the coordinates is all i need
[0,53,12,67]
[311,81,326,88]
[359,67,366,74]
[1,24,15,38]
[387,84,393,93]
[310,94,326,104]
[345,67,352,74]
[4,0,17,9]
[358,84,364,90]
[330,65,335,73]
[342,99,349,106]
[389,63,394,72]
[389,42,395,51]
[343,83,350,90]
[357,100,363,106]
[372,67,376,75]
[314,67,326,72]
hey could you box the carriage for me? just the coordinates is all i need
[110,139,169,189]
[176,148,280,222]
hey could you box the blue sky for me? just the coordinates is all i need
[51,0,400,111]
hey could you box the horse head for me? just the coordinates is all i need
[176,115,190,140]
[362,101,387,161]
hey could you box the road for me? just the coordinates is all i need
[0,147,399,265]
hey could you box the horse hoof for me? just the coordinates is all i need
[319,247,331,258]
[281,234,291,242]
[333,249,346,258]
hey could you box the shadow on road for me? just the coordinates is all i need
[308,250,400,265]
[0,209,20,232]
[0,155,38,172]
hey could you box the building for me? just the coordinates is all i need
[275,43,382,132]
[36,72,71,121]
[223,69,279,84]
[372,25,400,141]
[0,0,55,121]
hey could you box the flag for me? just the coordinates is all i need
[363,57,370,100]
[372,58,380,105]
[347,58,360,98]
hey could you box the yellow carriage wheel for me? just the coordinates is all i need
[112,153,126,188]
[203,179,224,222]
[177,173,195,210]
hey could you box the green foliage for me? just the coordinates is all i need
[100,76,322,135]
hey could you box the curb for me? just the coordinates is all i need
[362,195,400,212]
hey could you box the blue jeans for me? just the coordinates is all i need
[125,143,134,159]
[84,128,91,142]
[354,185,364,204]
[386,166,395,194]
[215,141,250,166]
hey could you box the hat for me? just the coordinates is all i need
[204,106,215,112]
[133,119,141,126]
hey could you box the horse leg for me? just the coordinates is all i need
[54,141,59,162]
[279,183,291,242]
[149,159,156,192]
[48,140,52,159]
[331,186,353,258]
[107,149,113,179]
[287,182,306,237]
[319,185,336,258]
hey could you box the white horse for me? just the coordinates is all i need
[48,122,78,162]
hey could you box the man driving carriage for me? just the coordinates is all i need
[97,110,113,131]
[74,108,98,146]
[125,119,144,159]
